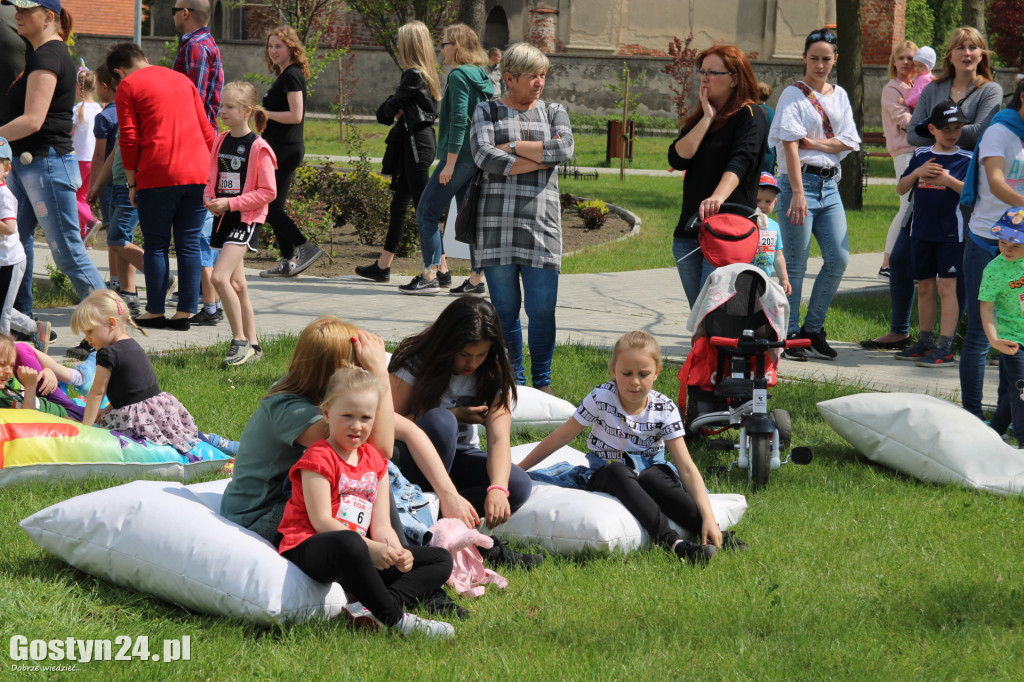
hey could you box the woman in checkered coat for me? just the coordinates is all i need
[469,42,574,394]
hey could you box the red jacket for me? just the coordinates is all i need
[203,131,278,225]
[116,65,215,190]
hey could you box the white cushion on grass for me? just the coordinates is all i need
[20,479,347,625]
[384,352,574,434]
[817,392,1024,495]
[505,443,748,553]
[508,386,576,433]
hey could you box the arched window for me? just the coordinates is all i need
[483,6,509,49]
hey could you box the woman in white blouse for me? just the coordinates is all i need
[768,27,861,361]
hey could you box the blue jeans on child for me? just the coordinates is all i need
[9,148,105,315]
[416,160,476,272]
[997,348,1024,444]
[960,232,1000,419]
[776,173,849,334]
[482,263,558,388]
[105,185,138,247]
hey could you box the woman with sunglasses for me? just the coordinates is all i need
[768,28,860,361]
[668,44,767,307]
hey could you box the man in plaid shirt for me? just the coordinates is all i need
[172,0,223,129]
[173,0,225,326]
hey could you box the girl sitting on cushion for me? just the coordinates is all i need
[518,331,746,566]
[70,290,200,453]
[0,333,85,420]
[277,367,455,638]
[388,296,542,569]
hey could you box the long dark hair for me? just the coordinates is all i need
[389,297,517,417]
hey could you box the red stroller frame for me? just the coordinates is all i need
[679,265,812,488]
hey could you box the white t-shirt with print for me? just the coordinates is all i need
[0,185,26,267]
[768,83,861,177]
[573,382,685,461]
[72,101,102,161]
[395,367,481,448]
[971,124,1024,238]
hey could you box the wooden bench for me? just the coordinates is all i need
[863,130,890,158]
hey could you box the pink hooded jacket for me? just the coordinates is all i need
[203,131,278,225]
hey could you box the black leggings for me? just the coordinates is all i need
[282,531,453,627]
[587,462,703,548]
[383,132,433,254]
[392,407,533,515]
[265,144,308,258]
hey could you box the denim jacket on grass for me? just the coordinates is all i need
[528,449,678,489]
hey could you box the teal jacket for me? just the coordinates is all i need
[438,65,493,164]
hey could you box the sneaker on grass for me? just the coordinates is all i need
[782,331,808,362]
[673,540,716,566]
[66,338,93,361]
[224,340,256,367]
[480,535,545,570]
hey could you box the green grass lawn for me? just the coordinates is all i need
[2,337,1021,679]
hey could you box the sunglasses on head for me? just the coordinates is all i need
[807,30,837,45]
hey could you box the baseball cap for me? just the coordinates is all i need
[759,172,779,192]
[0,137,11,162]
[915,100,969,137]
[0,1,62,12]
[991,207,1024,245]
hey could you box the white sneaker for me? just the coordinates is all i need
[394,613,455,639]
[260,258,295,278]
[224,340,255,366]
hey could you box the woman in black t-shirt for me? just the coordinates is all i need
[0,0,104,316]
[667,44,767,307]
[258,25,323,279]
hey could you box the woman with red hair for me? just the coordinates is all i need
[669,44,767,306]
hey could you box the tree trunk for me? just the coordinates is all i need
[836,0,863,210]
[458,0,487,37]
[962,0,986,34]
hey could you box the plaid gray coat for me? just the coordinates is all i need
[470,99,574,270]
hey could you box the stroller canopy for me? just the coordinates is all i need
[686,263,789,342]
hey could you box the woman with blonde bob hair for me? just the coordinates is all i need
[400,23,493,294]
[221,316,394,543]
[257,25,323,279]
[356,21,442,283]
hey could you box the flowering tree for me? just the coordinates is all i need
[662,33,697,128]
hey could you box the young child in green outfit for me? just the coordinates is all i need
[979,207,1024,444]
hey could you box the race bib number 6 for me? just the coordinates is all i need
[336,494,371,536]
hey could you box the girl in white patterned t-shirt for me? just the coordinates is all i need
[519,331,746,565]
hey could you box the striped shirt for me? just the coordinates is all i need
[470,99,574,269]
[173,26,223,129]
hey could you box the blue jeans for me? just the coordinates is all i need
[99,183,113,225]
[960,233,999,418]
[482,263,558,388]
[8,148,105,315]
[136,184,205,315]
[887,228,915,335]
[105,185,138,246]
[776,173,849,333]
[415,160,476,271]
[199,210,218,268]
[672,237,714,308]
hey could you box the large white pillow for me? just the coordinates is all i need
[817,392,1024,495]
[505,443,748,553]
[384,352,574,434]
[20,480,347,626]
[509,386,576,434]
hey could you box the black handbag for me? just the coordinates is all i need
[454,100,499,245]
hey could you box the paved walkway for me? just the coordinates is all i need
[30,239,991,406]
